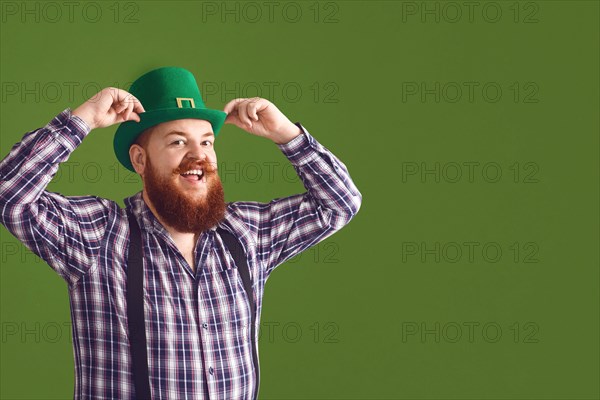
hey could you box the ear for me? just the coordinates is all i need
[129,144,147,176]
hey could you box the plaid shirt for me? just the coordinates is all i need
[0,109,361,400]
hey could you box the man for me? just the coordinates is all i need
[0,66,362,399]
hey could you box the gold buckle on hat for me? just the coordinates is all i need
[176,97,195,108]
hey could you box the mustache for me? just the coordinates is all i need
[173,159,218,175]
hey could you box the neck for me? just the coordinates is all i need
[142,189,199,244]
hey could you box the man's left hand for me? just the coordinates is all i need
[223,97,301,144]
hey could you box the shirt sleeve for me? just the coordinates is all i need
[229,123,362,279]
[0,108,114,287]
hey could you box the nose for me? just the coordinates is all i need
[184,140,217,170]
[184,153,207,167]
[186,142,209,161]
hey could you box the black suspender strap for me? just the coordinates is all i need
[126,210,152,400]
[217,227,260,400]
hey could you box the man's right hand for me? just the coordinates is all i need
[72,87,145,130]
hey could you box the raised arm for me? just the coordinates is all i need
[0,88,145,287]
[222,98,362,278]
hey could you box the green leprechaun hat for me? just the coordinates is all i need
[113,66,227,172]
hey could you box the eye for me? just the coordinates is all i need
[202,140,213,146]
[171,139,185,146]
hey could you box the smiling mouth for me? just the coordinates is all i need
[180,169,206,183]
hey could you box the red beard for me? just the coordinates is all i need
[143,155,226,233]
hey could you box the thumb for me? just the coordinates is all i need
[224,112,238,125]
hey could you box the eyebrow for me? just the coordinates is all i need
[164,130,214,139]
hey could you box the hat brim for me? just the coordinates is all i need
[113,107,227,172]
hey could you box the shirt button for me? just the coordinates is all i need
[209,367,214,375]
[202,322,208,329]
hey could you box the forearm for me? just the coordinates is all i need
[0,109,111,286]
[277,123,362,228]
[0,108,91,205]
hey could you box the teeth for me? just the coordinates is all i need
[181,169,204,176]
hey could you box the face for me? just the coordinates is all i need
[130,118,226,234]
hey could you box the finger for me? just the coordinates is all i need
[224,112,243,127]
[126,100,135,120]
[248,98,261,121]
[254,98,271,121]
[115,89,131,110]
[123,110,140,123]
[116,110,127,124]
[121,98,132,121]
[238,100,252,128]
[108,87,121,104]
[115,101,128,113]
[113,89,138,112]
[122,102,130,121]
[224,113,234,124]
[224,109,240,125]
[223,98,244,115]
[130,111,141,122]
[132,97,145,114]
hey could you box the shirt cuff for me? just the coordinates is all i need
[46,108,92,152]
[277,122,319,166]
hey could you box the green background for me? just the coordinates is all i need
[1,0,598,399]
